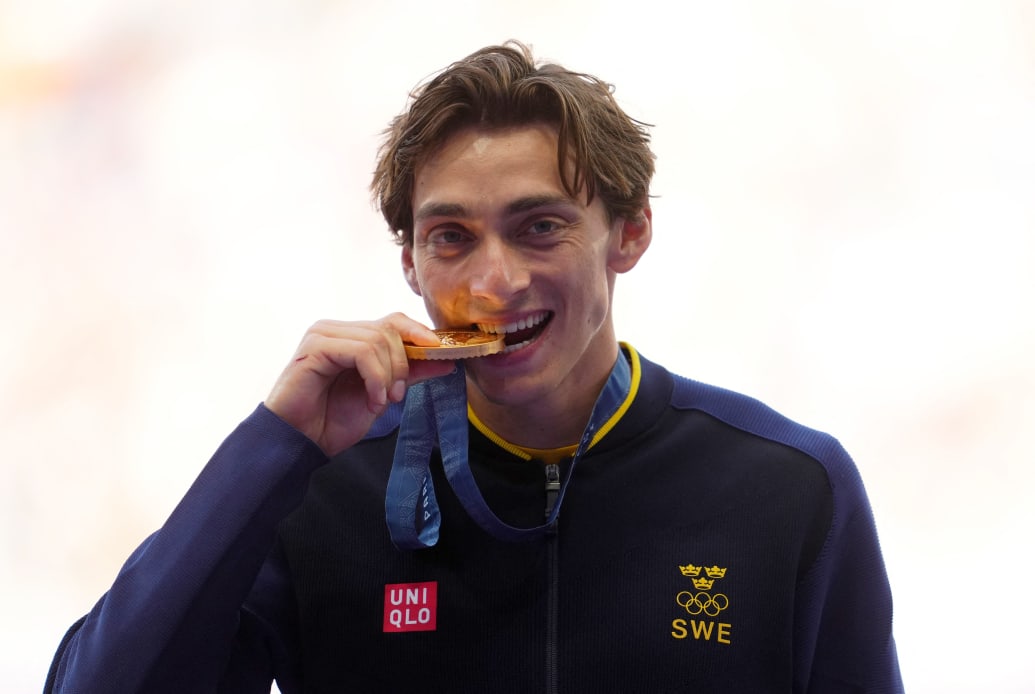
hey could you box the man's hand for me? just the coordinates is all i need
[264,313,454,456]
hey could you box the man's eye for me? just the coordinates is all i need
[429,228,467,244]
[527,219,562,235]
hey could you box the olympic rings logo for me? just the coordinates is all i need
[676,591,729,617]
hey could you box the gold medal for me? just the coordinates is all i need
[404,330,505,360]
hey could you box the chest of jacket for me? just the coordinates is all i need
[277,407,831,692]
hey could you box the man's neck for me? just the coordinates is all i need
[466,353,619,450]
[469,398,591,450]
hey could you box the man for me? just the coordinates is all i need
[48,42,902,692]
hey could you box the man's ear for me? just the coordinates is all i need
[608,206,653,274]
[401,245,422,296]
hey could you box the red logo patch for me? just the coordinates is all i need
[383,581,438,633]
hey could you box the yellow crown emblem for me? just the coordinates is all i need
[679,564,702,577]
[705,566,727,579]
[691,577,715,590]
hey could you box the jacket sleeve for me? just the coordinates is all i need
[45,404,327,694]
[793,446,904,693]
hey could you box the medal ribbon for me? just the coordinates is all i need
[385,352,632,549]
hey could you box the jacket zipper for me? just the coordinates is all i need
[544,463,561,694]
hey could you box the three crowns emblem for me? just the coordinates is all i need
[679,564,727,591]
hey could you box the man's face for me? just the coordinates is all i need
[402,124,649,417]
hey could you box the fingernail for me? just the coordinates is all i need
[390,380,406,402]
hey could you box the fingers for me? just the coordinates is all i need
[295,313,447,409]
[377,314,421,403]
[304,319,400,411]
[407,358,459,385]
[376,314,460,390]
[381,312,441,348]
[265,312,457,455]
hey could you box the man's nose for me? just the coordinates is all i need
[468,237,530,302]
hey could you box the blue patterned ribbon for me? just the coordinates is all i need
[386,352,631,549]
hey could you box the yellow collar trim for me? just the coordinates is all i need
[467,343,642,464]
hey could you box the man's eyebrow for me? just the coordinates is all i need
[504,194,576,216]
[413,195,577,225]
[414,202,468,224]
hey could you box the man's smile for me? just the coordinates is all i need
[473,310,553,353]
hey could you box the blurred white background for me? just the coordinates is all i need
[2,0,1033,691]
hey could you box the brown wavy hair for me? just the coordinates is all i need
[372,41,655,246]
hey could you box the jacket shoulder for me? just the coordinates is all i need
[665,369,862,490]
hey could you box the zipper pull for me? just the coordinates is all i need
[544,463,561,532]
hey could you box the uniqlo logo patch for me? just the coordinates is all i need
[383,581,438,633]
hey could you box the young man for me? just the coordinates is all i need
[48,42,903,692]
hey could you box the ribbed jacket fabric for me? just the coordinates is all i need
[48,347,902,693]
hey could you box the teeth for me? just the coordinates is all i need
[477,311,549,335]
[503,339,533,354]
